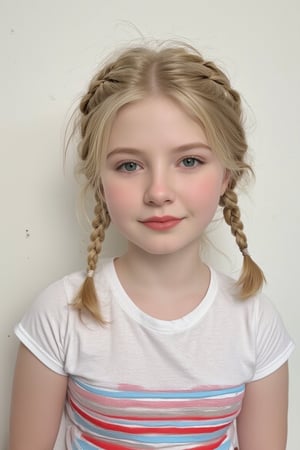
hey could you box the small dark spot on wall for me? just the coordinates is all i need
[25,229,30,238]
[10,28,15,33]
[8,334,11,338]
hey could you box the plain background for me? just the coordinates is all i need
[1,1,299,448]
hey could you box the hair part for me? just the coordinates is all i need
[69,42,265,323]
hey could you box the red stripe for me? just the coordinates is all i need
[71,398,229,435]
[88,410,237,422]
[82,433,226,450]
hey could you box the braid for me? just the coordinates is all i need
[201,56,266,298]
[80,78,106,116]
[80,73,117,117]
[220,187,265,298]
[200,60,241,107]
[220,187,248,252]
[87,199,110,272]
[73,194,110,323]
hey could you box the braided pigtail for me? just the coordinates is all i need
[73,194,110,323]
[71,66,118,323]
[220,186,265,298]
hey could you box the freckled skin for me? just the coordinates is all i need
[101,95,229,257]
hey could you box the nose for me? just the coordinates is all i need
[143,171,175,206]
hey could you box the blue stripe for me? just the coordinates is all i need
[218,438,231,450]
[73,377,245,399]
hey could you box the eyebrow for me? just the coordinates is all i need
[107,142,211,158]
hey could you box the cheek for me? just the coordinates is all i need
[186,174,224,212]
[102,180,135,219]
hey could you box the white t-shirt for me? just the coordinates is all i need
[15,258,294,450]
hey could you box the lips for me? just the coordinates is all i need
[140,216,182,230]
[142,216,180,223]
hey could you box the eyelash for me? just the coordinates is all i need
[116,161,142,172]
[116,157,204,173]
[179,157,204,168]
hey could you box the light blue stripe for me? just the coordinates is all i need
[218,438,231,450]
[73,377,245,399]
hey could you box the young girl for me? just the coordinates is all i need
[9,43,294,450]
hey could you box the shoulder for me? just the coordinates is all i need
[211,266,294,349]
[24,270,86,319]
[211,267,294,381]
[29,257,114,313]
[214,268,289,325]
[212,267,274,313]
[14,258,115,374]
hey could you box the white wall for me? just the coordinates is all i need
[1,0,299,448]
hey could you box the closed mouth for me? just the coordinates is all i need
[139,216,183,230]
[141,216,181,223]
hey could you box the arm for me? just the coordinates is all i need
[236,362,289,450]
[9,343,68,450]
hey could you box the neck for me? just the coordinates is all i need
[115,243,207,290]
[114,244,210,320]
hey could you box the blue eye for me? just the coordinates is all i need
[118,162,140,172]
[180,157,201,168]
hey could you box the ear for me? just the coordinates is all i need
[220,169,231,196]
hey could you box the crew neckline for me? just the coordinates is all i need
[106,258,218,334]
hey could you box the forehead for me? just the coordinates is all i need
[107,95,208,150]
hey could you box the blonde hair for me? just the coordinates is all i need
[70,43,265,323]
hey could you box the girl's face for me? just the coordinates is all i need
[101,95,229,256]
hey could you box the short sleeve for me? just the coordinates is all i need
[252,294,295,381]
[15,278,70,375]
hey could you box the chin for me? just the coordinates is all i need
[139,244,184,256]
